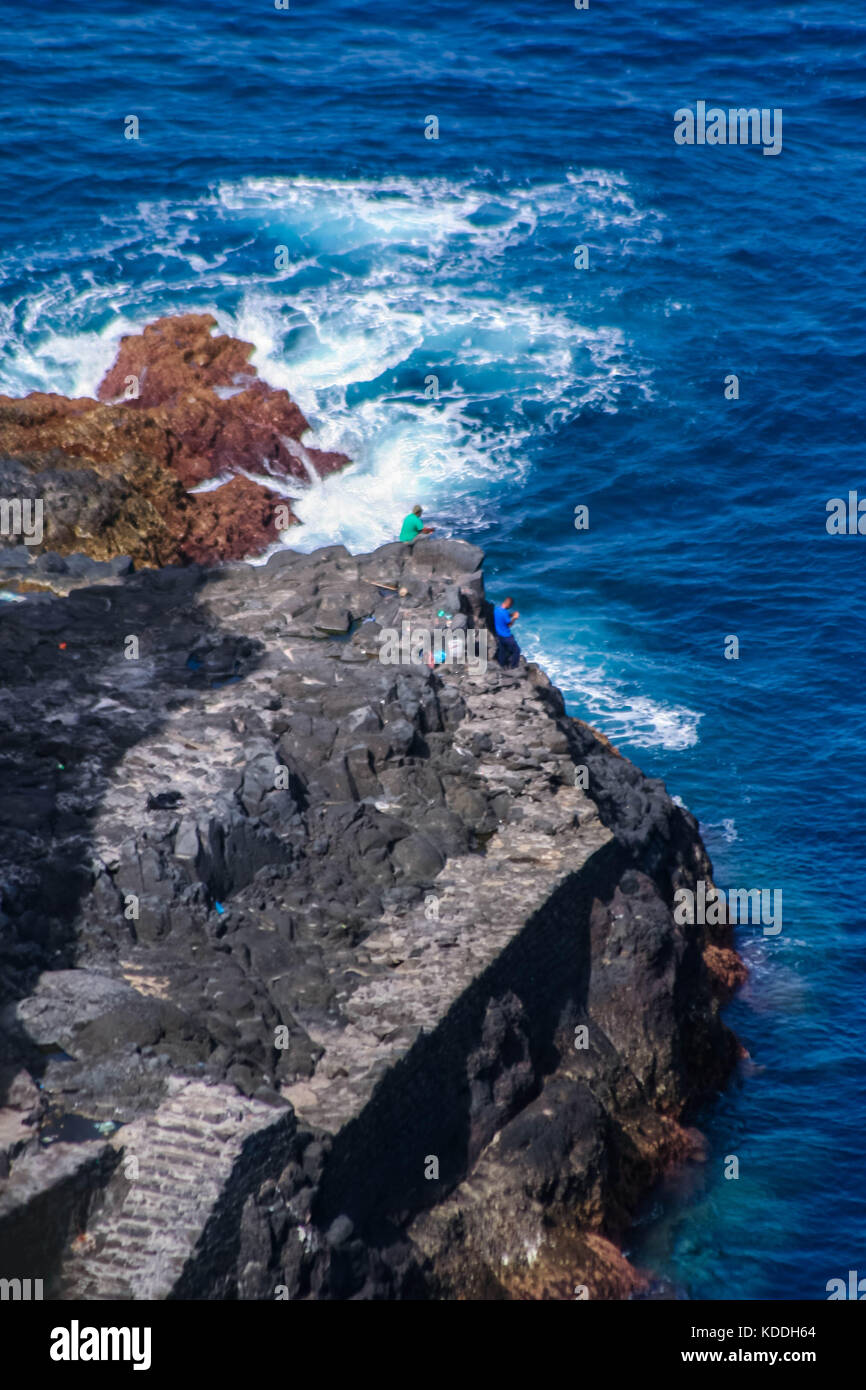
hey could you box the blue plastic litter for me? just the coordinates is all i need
[214,901,225,914]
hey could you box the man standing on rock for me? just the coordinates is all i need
[399,504,435,544]
[493,596,521,669]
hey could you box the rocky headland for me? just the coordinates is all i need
[0,536,744,1300]
[0,317,745,1300]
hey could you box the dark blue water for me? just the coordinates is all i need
[2,0,863,1300]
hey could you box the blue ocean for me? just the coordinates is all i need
[2,0,863,1299]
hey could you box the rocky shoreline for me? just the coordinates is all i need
[0,317,745,1299]
[0,313,350,570]
[0,532,744,1299]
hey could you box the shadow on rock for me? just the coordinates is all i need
[0,561,266,1120]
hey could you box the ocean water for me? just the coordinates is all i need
[2,0,863,1300]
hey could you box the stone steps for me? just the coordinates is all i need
[59,1079,294,1300]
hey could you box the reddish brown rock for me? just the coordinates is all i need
[0,391,189,566]
[98,312,257,405]
[506,1231,650,1301]
[97,313,350,485]
[181,476,295,565]
[0,390,178,472]
[0,308,343,568]
[0,391,297,567]
[703,943,749,1001]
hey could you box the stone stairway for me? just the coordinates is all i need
[59,1077,294,1300]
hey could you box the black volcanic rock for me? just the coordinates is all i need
[0,537,743,1300]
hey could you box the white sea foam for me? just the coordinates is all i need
[522,633,702,752]
[0,171,676,742]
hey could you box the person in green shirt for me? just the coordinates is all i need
[399,504,435,543]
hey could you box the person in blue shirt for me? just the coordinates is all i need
[493,596,521,668]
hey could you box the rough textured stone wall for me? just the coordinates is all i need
[308,847,614,1237]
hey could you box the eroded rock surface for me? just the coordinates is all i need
[97,313,350,487]
[0,314,352,568]
[0,537,743,1299]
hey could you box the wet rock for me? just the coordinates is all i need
[97,313,350,487]
[0,314,353,571]
[179,475,288,564]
